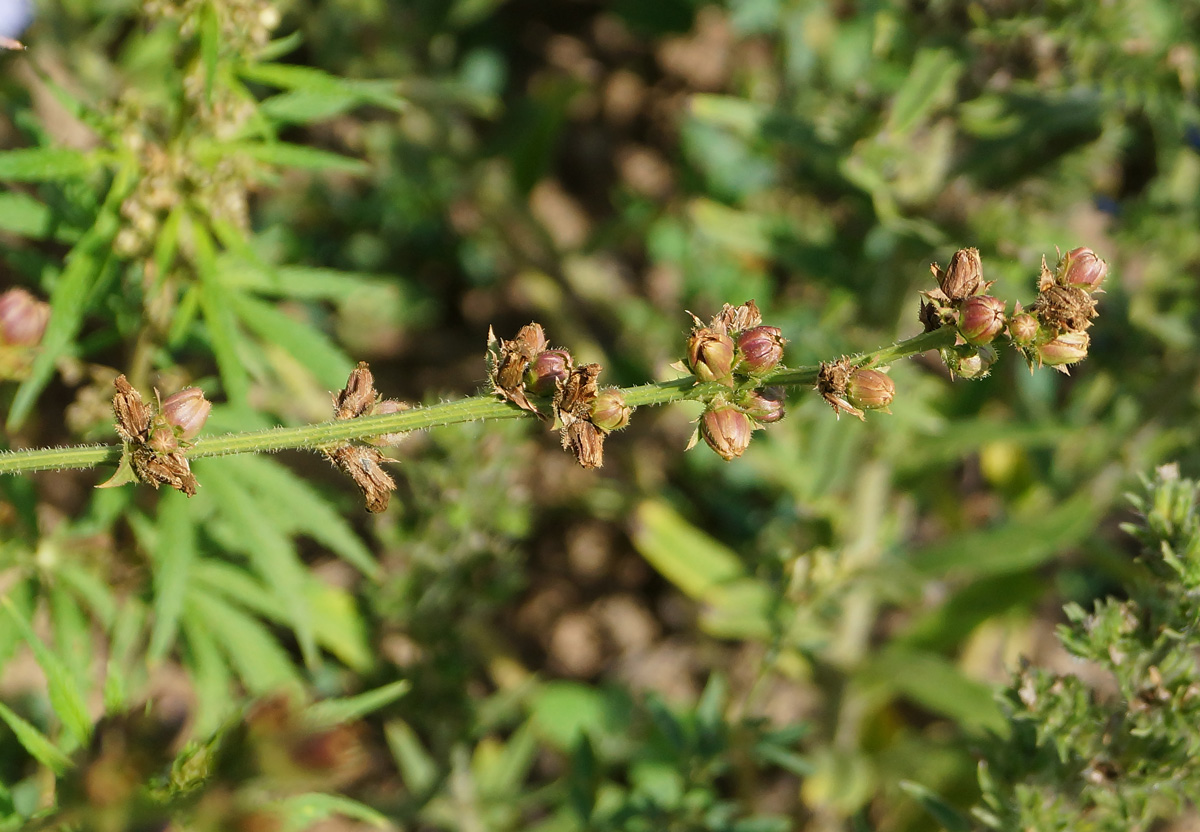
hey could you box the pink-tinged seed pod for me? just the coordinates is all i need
[367,398,411,446]
[527,349,572,395]
[958,295,1006,345]
[1007,311,1040,346]
[700,405,753,461]
[736,326,786,375]
[1058,247,1107,293]
[160,387,211,441]
[590,389,632,432]
[845,369,895,411]
[0,288,50,346]
[1037,330,1090,367]
[687,328,736,383]
[742,386,786,424]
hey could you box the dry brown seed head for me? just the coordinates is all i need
[562,419,606,469]
[333,362,379,420]
[1031,284,1097,334]
[324,445,396,513]
[711,300,762,334]
[937,247,985,301]
[815,359,864,420]
[113,376,154,443]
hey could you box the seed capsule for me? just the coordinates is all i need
[958,295,1006,345]
[0,288,50,346]
[736,326,786,375]
[845,369,895,411]
[590,389,632,432]
[686,327,736,384]
[741,386,786,424]
[1057,247,1107,293]
[160,387,212,441]
[1037,330,1090,369]
[700,404,753,461]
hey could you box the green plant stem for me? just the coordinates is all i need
[0,328,956,476]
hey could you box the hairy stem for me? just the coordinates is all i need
[0,327,956,476]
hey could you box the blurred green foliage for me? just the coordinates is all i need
[1,0,1200,829]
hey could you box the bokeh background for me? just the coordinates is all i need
[2,0,1200,829]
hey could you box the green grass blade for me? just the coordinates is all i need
[0,702,73,774]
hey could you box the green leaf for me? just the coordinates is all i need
[56,563,117,627]
[183,608,236,737]
[272,793,390,831]
[203,464,318,668]
[229,292,354,389]
[220,140,370,175]
[860,648,1006,734]
[0,147,99,181]
[304,582,372,671]
[0,192,78,241]
[7,165,130,429]
[212,455,377,577]
[187,592,301,695]
[305,681,411,729]
[908,491,1102,579]
[148,489,199,662]
[48,584,92,694]
[104,598,146,712]
[385,720,438,794]
[0,702,73,774]
[2,598,92,747]
[199,0,219,105]
[193,219,251,405]
[897,780,971,832]
[631,500,746,599]
[886,48,962,135]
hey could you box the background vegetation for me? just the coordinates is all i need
[1,0,1199,829]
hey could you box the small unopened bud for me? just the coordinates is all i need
[736,326,786,375]
[0,288,50,346]
[937,247,984,302]
[527,349,572,395]
[845,369,895,411]
[160,387,211,441]
[590,389,632,432]
[741,386,785,424]
[700,404,753,461]
[687,328,736,384]
[1007,310,1040,346]
[958,295,1006,345]
[1058,247,1107,293]
[147,426,180,455]
[944,345,997,379]
[1037,330,1090,370]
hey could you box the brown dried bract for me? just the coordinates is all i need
[325,362,400,512]
[333,362,379,420]
[554,363,611,468]
[113,375,153,443]
[488,323,552,419]
[1031,284,1098,335]
[324,445,396,513]
[932,247,988,302]
[132,447,199,497]
[563,419,606,469]
[711,300,762,335]
[815,358,865,421]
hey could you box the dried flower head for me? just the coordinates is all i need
[324,362,399,511]
[816,358,864,420]
[1031,284,1098,335]
[711,300,763,335]
[932,247,987,303]
[554,363,613,468]
[109,376,199,496]
[488,323,554,418]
